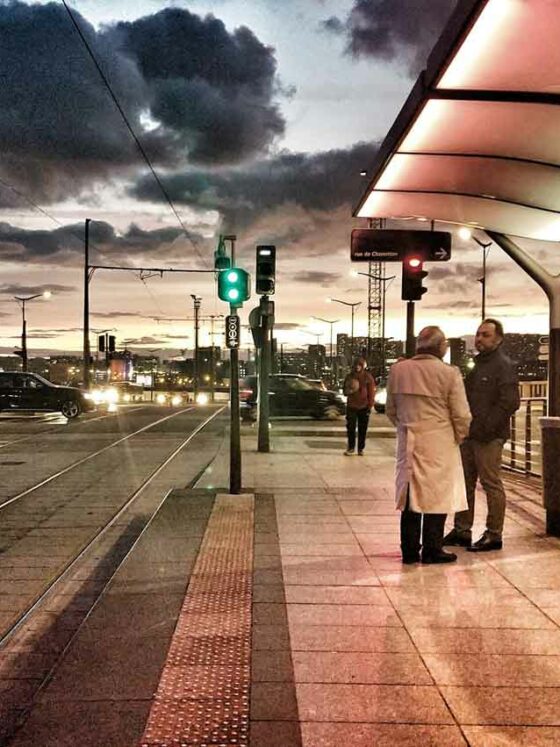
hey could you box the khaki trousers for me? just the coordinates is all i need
[455,438,506,539]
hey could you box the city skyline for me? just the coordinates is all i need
[0,0,557,359]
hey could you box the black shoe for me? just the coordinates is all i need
[467,533,503,552]
[421,549,457,564]
[402,554,420,565]
[443,529,472,547]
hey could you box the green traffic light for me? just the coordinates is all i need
[217,266,251,305]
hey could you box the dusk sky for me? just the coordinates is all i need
[0,0,556,359]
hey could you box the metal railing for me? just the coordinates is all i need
[503,397,547,477]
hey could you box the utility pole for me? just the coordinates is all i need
[406,301,415,358]
[227,236,242,493]
[83,218,91,389]
[191,294,201,402]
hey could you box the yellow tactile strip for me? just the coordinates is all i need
[139,493,254,747]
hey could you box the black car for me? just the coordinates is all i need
[0,372,95,419]
[240,374,345,421]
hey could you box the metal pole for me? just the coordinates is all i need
[406,301,415,358]
[21,303,28,372]
[481,248,486,321]
[280,342,284,373]
[380,283,386,374]
[258,297,271,453]
[230,337,241,494]
[351,306,355,360]
[83,218,91,389]
[191,296,201,402]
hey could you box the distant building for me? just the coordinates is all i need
[502,333,547,381]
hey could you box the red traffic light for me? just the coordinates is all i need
[406,256,422,269]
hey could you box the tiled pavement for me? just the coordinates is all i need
[198,427,560,746]
[3,424,560,746]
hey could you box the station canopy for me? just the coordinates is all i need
[354,0,560,242]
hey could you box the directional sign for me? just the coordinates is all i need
[351,229,452,262]
[539,343,549,361]
[225,315,240,349]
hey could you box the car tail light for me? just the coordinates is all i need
[240,388,253,401]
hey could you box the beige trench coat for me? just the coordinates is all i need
[386,355,472,514]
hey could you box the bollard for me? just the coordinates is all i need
[540,417,560,536]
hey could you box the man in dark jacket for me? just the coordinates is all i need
[343,357,376,455]
[444,319,520,552]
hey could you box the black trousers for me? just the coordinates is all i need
[346,407,370,451]
[400,487,446,559]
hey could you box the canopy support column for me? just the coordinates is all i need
[488,231,560,535]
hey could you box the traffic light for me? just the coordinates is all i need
[13,349,24,358]
[214,235,231,271]
[401,256,428,301]
[108,335,116,353]
[218,267,251,305]
[98,335,105,353]
[256,245,276,295]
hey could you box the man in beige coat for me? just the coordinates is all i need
[386,326,472,564]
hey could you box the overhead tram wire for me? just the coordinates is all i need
[60,0,209,269]
[0,175,106,256]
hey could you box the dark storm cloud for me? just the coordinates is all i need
[110,8,285,165]
[131,141,378,231]
[0,3,284,200]
[0,220,194,265]
[332,0,458,76]
[292,271,341,287]
[0,1,152,199]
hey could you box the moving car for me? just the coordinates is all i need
[240,374,345,421]
[91,381,145,405]
[0,372,95,419]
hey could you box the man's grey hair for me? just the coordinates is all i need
[416,326,446,355]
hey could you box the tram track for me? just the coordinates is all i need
[0,406,196,511]
[0,405,227,648]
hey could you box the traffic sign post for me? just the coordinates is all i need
[351,229,452,263]
[225,315,240,349]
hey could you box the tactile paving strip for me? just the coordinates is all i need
[140,493,254,747]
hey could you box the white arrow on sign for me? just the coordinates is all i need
[539,344,549,355]
[538,354,549,361]
[433,248,449,260]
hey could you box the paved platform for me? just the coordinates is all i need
[2,423,560,746]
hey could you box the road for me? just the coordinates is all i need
[0,403,228,644]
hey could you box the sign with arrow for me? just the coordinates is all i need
[351,229,452,262]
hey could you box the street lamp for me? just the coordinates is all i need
[459,228,492,321]
[312,316,339,385]
[14,291,52,372]
[328,298,361,361]
[351,270,395,379]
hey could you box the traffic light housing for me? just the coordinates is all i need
[256,245,276,295]
[108,335,116,353]
[218,267,251,306]
[402,256,428,301]
[98,335,105,353]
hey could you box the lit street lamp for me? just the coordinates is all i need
[328,298,361,361]
[312,316,339,385]
[14,290,51,372]
[459,227,492,321]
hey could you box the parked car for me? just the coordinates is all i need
[0,372,95,419]
[91,381,145,405]
[240,374,345,421]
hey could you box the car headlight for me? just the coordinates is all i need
[374,389,387,405]
[123,393,131,402]
[156,393,166,404]
[196,392,209,405]
[83,392,94,401]
[171,395,182,406]
[104,388,119,404]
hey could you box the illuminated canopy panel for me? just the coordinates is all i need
[355,0,560,241]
